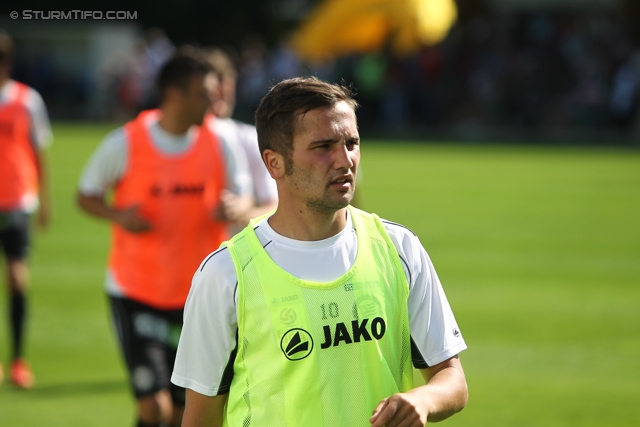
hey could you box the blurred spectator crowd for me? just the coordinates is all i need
[87,10,640,139]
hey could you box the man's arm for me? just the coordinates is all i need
[27,87,53,229]
[76,193,151,233]
[182,389,227,427]
[370,355,468,426]
[75,129,151,232]
[34,147,51,229]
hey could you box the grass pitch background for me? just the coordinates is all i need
[1,123,639,426]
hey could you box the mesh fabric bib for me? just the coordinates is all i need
[224,206,412,426]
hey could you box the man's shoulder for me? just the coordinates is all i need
[7,80,34,95]
[375,215,423,259]
[379,218,418,239]
[87,127,129,163]
[8,80,29,93]
[101,126,129,148]
[191,244,241,299]
[352,208,418,238]
[197,244,237,278]
[2,80,43,108]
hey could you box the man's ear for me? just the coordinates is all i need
[263,149,285,180]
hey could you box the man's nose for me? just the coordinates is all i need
[334,144,355,169]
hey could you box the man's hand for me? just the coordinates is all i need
[214,190,254,226]
[370,390,429,427]
[370,357,468,426]
[77,193,152,232]
[36,199,51,229]
[115,205,152,233]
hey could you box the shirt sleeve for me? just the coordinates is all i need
[383,221,467,368]
[25,87,53,149]
[77,128,128,196]
[212,122,253,197]
[172,246,239,396]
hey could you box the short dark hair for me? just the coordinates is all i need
[156,46,211,98]
[255,76,358,172]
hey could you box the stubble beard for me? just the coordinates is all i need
[287,160,355,216]
[305,182,355,216]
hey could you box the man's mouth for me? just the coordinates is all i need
[330,176,353,188]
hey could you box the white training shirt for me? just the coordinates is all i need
[213,117,277,205]
[172,209,467,397]
[77,116,253,298]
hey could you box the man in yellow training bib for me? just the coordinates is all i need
[173,76,468,426]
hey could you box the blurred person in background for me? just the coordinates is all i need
[76,48,252,427]
[206,47,278,232]
[0,29,53,389]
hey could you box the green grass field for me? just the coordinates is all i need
[1,123,639,426]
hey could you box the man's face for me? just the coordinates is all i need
[180,73,211,126]
[218,76,237,118]
[204,72,223,114]
[209,75,236,119]
[284,101,360,214]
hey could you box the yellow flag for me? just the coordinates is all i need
[291,0,457,62]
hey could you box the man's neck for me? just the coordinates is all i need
[0,75,10,91]
[268,205,348,241]
[157,106,191,135]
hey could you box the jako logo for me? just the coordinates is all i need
[320,317,386,349]
[280,328,314,361]
[148,183,205,197]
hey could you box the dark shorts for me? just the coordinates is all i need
[109,296,185,405]
[0,211,31,260]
